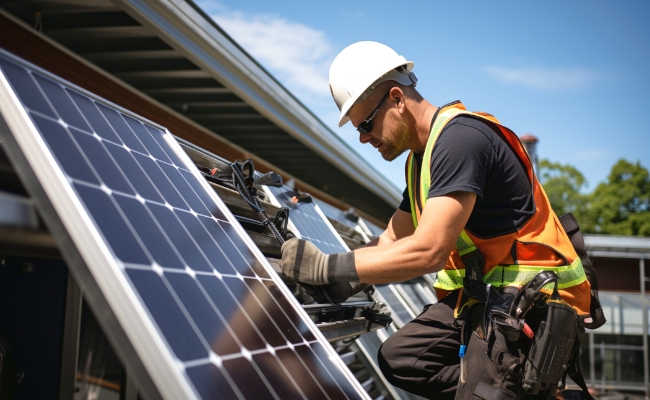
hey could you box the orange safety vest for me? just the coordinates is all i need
[406,102,591,316]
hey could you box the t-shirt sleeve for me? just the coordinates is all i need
[427,118,494,199]
[398,187,411,213]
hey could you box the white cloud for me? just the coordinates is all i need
[196,3,404,189]
[206,9,333,99]
[484,66,603,91]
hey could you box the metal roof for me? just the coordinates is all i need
[0,0,401,222]
[585,234,650,259]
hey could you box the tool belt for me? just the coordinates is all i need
[458,273,594,400]
[456,213,600,400]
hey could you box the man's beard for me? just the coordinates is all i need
[379,127,410,161]
[380,142,408,161]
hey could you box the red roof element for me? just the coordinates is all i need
[519,133,538,142]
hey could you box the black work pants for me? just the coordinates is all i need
[377,291,461,400]
[377,291,538,400]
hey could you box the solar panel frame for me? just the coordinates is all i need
[172,138,436,398]
[373,285,416,328]
[0,62,167,399]
[315,198,372,242]
[0,49,368,399]
[149,132,434,398]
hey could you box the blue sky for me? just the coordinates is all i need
[197,0,650,193]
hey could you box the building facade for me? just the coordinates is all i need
[582,234,650,396]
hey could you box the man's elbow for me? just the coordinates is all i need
[410,243,448,274]
[377,230,398,246]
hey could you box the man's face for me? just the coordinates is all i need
[348,89,410,161]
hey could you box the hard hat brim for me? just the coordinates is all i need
[338,60,415,127]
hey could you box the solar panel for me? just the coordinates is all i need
[264,186,348,254]
[314,199,359,233]
[314,199,372,250]
[374,285,417,327]
[394,281,437,313]
[0,50,367,399]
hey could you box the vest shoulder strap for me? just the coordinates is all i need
[405,152,419,228]
[409,107,504,222]
[558,212,606,330]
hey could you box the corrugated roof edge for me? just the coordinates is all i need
[115,0,402,207]
[584,234,650,252]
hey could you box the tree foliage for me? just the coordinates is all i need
[538,159,589,228]
[587,159,650,235]
[539,158,650,236]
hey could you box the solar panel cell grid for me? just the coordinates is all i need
[70,128,136,195]
[252,352,308,399]
[0,53,365,399]
[73,183,150,264]
[33,74,91,132]
[31,114,99,184]
[266,186,348,254]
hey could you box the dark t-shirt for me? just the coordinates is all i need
[399,104,534,238]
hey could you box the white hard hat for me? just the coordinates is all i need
[329,41,417,127]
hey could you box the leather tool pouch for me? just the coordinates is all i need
[492,310,525,342]
[522,299,578,397]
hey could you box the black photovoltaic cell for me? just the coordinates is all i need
[127,269,209,361]
[33,75,91,132]
[252,352,307,398]
[266,186,348,254]
[0,53,364,399]
[31,114,99,184]
[185,364,240,399]
[73,183,150,264]
[315,199,359,232]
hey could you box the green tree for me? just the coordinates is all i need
[587,159,650,236]
[538,159,590,230]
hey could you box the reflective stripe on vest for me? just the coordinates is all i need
[433,257,587,292]
[407,103,589,294]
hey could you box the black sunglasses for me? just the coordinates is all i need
[356,92,390,134]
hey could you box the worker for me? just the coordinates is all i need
[280,41,595,399]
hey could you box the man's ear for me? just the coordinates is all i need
[390,86,406,112]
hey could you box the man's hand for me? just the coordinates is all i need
[305,282,369,304]
[280,239,358,285]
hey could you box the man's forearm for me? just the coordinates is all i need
[280,194,475,286]
[353,194,476,284]
[353,234,449,284]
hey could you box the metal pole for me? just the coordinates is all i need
[618,295,624,335]
[640,258,649,399]
[59,273,82,400]
[601,341,606,393]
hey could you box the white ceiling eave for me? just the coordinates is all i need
[584,234,650,253]
[115,0,402,207]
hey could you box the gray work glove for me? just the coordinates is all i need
[280,238,358,285]
[305,282,369,304]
